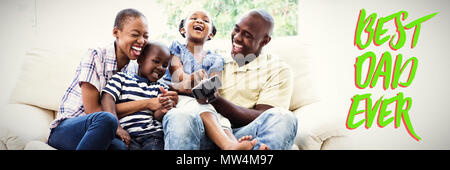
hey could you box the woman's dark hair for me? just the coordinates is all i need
[114,8,146,30]
[179,19,217,40]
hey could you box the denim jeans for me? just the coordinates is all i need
[129,131,164,150]
[162,107,298,150]
[48,112,119,150]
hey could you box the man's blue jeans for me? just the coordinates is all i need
[162,107,298,150]
[48,112,122,150]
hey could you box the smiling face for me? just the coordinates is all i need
[231,11,272,60]
[137,43,172,82]
[113,16,149,60]
[180,11,215,43]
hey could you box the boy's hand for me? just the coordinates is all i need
[159,96,174,111]
[159,86,178,105]
[145,98,162,111]
[116,126,130,148]
[154,105,171,121]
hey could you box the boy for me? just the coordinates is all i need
[101,42,176,150]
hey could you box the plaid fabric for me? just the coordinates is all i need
[50,42,138,130]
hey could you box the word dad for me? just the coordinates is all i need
[347,8,437,141]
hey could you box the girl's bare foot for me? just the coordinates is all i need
[239,135,270,150]
[223,135,257,150]
[238,135,253,142]
[258,143,270,150]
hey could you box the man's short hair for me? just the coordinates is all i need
[248,9,274,36]
[114,8,146,30]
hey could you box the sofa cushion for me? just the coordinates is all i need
[0,128,27,150]
[9,48,84,111]
[24,140,56,150]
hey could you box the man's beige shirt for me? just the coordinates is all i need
[219,53,293,110]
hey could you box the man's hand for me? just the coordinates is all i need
[116,126,130,148]
[196,90,220,104]
[196,98,208,104]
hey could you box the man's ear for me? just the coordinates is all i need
[261,35,271,47]
[113,27,120,38]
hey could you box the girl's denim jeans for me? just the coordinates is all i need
[162,107,298,150]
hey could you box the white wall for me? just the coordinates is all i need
[0,0,36,106]
[299,0,450,149]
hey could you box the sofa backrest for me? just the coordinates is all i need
[10,36,319,113]
[9,48,84,112]
[264,36,320,110]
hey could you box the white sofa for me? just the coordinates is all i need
[0,36,349,150]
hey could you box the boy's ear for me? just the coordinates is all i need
[113,27,120,38]
[137,55,144,64]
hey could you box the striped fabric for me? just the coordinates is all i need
[102,72,168,137]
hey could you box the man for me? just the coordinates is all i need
[163,9,297,150]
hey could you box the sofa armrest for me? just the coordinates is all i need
[293,101,348,150]
[0,104,55,146]
[24,141,56,150]
[0,128,27,150]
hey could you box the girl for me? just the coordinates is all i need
[162,10,258,150]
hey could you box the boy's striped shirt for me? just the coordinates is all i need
[102,72,168,137]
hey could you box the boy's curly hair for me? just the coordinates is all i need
[179,19,217,40]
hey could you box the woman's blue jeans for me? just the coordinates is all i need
[48,112,122,150]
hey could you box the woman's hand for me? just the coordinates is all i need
[116,126,130,148]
